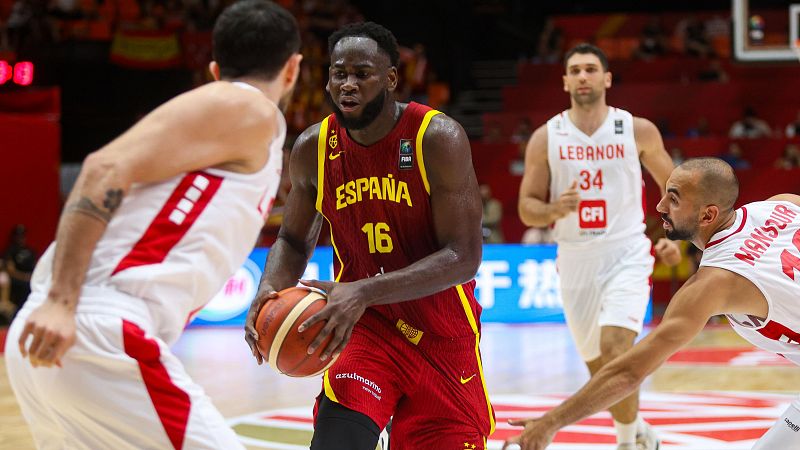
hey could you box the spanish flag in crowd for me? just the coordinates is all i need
[110,29,181,69]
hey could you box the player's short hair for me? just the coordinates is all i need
[678,157,739,212]
[564,43,609,72]
[212,0,301,80]
[328,22,400,67]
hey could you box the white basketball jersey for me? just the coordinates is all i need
[700,200,800,366]
[547,107,645,250]
[31,82,286,344]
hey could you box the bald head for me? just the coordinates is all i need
[675,157,739,212]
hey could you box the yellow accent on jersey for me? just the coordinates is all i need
[315,117,330,212]
[456,284,496,435]
[334,175,412,210]
[323,370,339,403]
[321,212,344,282]
[415,109,442,195]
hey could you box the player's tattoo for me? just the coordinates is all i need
[66,189,124,223]
[103,189,124,213]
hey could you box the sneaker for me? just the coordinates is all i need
[636,420,661,450]
[377,419,391,450]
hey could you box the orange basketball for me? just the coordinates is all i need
[255,286,338,377]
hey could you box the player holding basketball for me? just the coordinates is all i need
[5,1,301,448]
[504,158,800,450]
[245,22,494,450]
[517,43,680,450]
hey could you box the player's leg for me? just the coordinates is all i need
[311,318,404,450]
[10,310,244,450]
[597,236,658,449]
[388,335,493,450]
[751,398,800,450]
[311,395,382,450]
[587,326,639,448]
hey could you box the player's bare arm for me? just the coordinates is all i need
[502,266,765,450]
[299,114,484,361]
[245,123,324,364]
[19,83,279,368]
[518,125,579,227]
[768,193,800,207]
[635,116,682,265]
[635,117,673,195]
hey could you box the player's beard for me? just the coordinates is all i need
[571,87,602,106]
[326,89,387,130]
[662,213,696,241]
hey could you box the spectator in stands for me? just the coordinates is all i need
[0,259,13,324]
[532,17,563,64]
[521,227,554,245]
[7,0,54,54]
[483,121,504,144]
[774,143,800,170]
[670,147,685,165]
[686,117,710,138]
[720,142,751,170]
[633,16,668,61]
[4,224,36,312]
[480,184,504,243]
[398,43,429,104]
[697,57,728,82]
[677,16,714,58]
[655,118,675,138]
[511,117,533,147]
[785,110,800,138]
[729,107,772,139]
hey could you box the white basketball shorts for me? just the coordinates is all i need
[5,289,244,450]
[557,235,654,361]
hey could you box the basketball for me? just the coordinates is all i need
[255,286,338,377]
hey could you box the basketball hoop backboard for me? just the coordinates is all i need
[732,0,800,63]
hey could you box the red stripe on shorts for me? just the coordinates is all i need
[112,171,222,275]
[122,320,190,450]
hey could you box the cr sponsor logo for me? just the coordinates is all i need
[579,199,607,229]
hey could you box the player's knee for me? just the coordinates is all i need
[311,396,380,450]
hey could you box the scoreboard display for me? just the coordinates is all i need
[0,60,34,86]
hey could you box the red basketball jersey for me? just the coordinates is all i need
[316,102,482,339]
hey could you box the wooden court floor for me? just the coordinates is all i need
[1,323,798,449]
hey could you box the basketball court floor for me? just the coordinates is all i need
[2,322,798,449]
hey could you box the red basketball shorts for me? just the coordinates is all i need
[313,312,495,450]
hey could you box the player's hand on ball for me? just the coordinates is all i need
[245,284,279,365]
[655,237,681,267]
[297,279,367,362]
[502,417,556,450]
[555,180,580,218]
[18,299,76,369]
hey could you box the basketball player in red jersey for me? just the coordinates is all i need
[245,22,494,450]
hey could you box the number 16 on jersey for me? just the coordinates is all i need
[361,222,394,254]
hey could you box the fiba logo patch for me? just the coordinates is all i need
[196,259,261,322]
[399,139,413,170]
